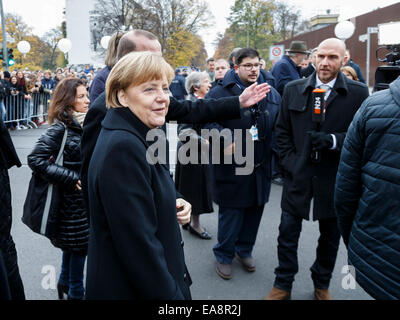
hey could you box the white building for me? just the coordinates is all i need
[65,0,103,66]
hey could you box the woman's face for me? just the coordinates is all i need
[11,76,17,85]
[17,71,23,79]
[195,76,211,99]
[118,78,170,129]
[73,85,90,113]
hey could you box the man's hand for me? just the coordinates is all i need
[239,83,271,108]
[308,131,333,150]
[176,198,191,225]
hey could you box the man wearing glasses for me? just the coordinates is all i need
[205,48,281,280]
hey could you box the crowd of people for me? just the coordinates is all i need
[0,27,399,302]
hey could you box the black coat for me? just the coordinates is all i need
[27,120,89,253]
[89,66,111,103]
[275,71,370,220]
[0,118,21,247]
[81,92,242,208]
[175,95,213,216]
[205,69,281,208]
[86,107,191,300]
[334,77,400,300]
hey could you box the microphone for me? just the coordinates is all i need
[312,88,326,123]
[311,88,327,162]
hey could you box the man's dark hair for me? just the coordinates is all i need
[235,48,260,65]
[206,57,215,64]
[116,30,158,60]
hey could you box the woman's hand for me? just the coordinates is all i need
[176,198,191,225]
[76,180,82,191]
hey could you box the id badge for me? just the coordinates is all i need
[250,125,259,141]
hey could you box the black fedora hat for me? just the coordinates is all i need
[286,41,310,54]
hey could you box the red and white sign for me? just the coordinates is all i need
[269,45,284,61]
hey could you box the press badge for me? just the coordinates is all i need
[250,125,259,141]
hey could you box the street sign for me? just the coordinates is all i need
[269,45,284,61]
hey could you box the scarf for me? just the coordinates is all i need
[72,111,87,127]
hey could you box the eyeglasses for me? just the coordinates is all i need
[239,63,262,71]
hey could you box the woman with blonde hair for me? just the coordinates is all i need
[341,66,360,81]
[89,31,126,102]
[86,51,192,300]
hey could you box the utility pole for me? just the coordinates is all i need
[0,0,8,71]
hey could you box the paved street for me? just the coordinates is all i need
[8,125,372,300]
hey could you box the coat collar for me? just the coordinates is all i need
[301,71,349,96]
[102,107,151,144]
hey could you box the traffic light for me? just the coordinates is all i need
[0,49,3,60]
[7,48,15,66]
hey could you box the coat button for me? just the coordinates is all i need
[184,273,187,279]
[181,241,184,248]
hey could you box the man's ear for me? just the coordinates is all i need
[234,64,239,74]
[117,90,129,107]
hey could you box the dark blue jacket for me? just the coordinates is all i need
[335,76,400,300]
[169,75,187,100]
[205,69,281,208]
[89,67,111,103]
[271,55,301,95]
[41,78,55,91]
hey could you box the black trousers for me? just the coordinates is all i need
[0,237,25,300]
[274,211,341,292]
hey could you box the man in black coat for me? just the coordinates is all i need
[0,117,25,300]
[81,30,271,212]
[205,48,281,280]
[264,38,370,300]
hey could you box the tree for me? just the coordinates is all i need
[42,27,63,70]
[0,13,51,71]
[90,0,213,67]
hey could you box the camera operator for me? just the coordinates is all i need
[264,38,369,300]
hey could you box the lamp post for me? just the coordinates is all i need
[0,0,8,70]
[334,20,355,42]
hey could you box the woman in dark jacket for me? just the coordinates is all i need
[175,71,213,239]
[27,78,89,300]
[0,116,25,300]
[86,51,192,300]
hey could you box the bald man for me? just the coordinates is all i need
[264,38,369,300]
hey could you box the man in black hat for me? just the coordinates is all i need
[271,41,310,95]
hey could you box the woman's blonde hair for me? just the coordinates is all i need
[106,51,174,109]
[341,66,359,81]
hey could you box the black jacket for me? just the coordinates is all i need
[27,120,89,253]
[205,69,281,208]
[334,77,400,299]
[0,118,21,246]
[86,107,191,300]
[275,71,369,220]
[81,92,242,208]
[174,94,213,215]
[300,64,316,78]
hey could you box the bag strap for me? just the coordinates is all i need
[55,123,68,165]
[40,123,68,235]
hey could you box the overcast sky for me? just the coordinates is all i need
[2,0,399,56]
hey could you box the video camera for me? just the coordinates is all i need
[374,22,400,91]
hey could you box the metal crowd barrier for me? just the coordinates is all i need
[1,92,52,128]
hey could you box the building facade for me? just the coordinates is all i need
[274,3,400,86]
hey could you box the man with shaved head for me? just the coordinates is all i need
[264,38,369,300]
